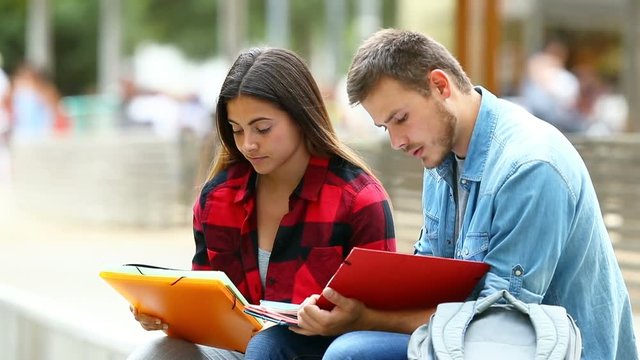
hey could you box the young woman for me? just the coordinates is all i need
[128,47,396,359]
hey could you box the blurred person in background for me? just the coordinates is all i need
[291,28,637,360]
[519,35,587,133]
[124,88,182,139]
[572,66,629,136]
[333,75,386,143]
[176,92,215,205]
[127,47,396,360]
[10,63,69,142]
[0,52,11,184]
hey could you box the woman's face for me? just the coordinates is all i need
[227,94,309,176]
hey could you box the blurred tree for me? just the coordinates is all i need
[247,0,267,45]
[0,0,397,96]
[53,0,99,95]
[123,0,217,60]
[290,0,324,58]
[0,0,27,74]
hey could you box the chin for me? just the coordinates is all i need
[253,167,271,175]
[421,158,443,170]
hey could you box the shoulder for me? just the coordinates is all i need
[324,157,390,209]
[489,99,579,166]
[326,156,381,191]
[198,162,252,209]
[484,103,586,194]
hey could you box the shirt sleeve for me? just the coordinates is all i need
[479,160,577,303]
[348,182,397,252]
[191,196,213,270]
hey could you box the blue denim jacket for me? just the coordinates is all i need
[415,87,637,359]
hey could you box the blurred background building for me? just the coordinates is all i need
[0,0,639,359]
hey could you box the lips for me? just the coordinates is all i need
[410,147,423,158]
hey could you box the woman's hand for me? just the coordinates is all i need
[130,305,169,332]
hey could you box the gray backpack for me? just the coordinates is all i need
[408,290,582,360]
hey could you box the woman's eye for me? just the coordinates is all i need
[256,127,271,134]
[396,114,407,123]
[231,127,243,134]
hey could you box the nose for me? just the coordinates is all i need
[240,134,258,153]
[389,131,408,151]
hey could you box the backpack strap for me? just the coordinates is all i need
[435,290,571,359]
[428,301,471,360]
[528,304,571,358]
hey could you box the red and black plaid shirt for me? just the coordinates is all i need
[192,155,396,304]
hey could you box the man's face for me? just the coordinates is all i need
[361,76,457,169]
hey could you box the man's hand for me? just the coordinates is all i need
[291,288,366,336]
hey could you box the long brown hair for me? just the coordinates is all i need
[207,47,374,181]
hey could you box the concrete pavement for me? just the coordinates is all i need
[0,185,189,355]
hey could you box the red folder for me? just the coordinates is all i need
[316,248,490,311]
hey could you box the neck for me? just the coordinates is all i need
[452,88,481,158]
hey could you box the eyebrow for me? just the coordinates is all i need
[383,110,400,125]
[227,117,273,126]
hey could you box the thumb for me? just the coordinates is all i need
[322,287,349,307]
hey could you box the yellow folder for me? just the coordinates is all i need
[99,264,263,353]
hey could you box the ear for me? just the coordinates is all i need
[428,69,451,98]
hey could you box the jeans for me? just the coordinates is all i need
[245,326,409,360]
[323,331,410,360]
[245,325,336,360]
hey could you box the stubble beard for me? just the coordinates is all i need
[422,102,456,169]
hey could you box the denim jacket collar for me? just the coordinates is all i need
[435,86,496,184]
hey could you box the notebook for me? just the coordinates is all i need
[242,248,490,325]
[315,248,490,310]
[99,264,263,352]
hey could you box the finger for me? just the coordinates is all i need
[297,305,326,333]
[299,294,321,308]
[140,318,168,331]
[134,311,166,330]
[322,288,351,309]
[136,312,161,323]
[289,325,315,336]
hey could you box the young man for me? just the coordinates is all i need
[294,29,637,359]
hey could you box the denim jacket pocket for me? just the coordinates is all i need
[424,215,439,240]
[458,232,489,261]
[415,214,440,255]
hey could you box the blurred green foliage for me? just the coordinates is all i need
[0,0,27,74]
[54,0,99,95]
[123,0,218,60]
[0,0,396,96]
